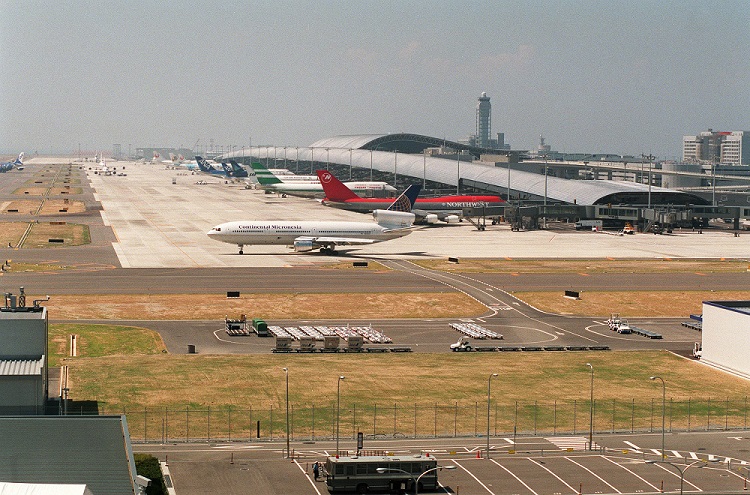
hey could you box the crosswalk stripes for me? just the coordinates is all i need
[545,436,599,451]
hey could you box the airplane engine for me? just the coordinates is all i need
[292,239,314,252]
[372,210,415,228]
[444,215,460,223]
[424,214,439,224]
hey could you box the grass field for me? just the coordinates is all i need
[22,222,90,247]
[42,292,486,320]
[415,258,750,274]
[0,222,29,246]
[58,328,750,441]
[516,290,750,317]
[54,324,750,409]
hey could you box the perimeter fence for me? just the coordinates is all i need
[86,397,750,444]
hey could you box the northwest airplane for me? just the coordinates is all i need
[207,184,421,255]
[316,169,505,224]
[0,152,24,172]
[250,162,396,198]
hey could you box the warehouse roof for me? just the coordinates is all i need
[0,416,137,495]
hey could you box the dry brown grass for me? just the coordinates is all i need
[0,222,30,246]
[22,222,90,248]
[415,258,749,274]
[38,200,86,215]
[1,200,42,214]
[42,292,488,320]
[65,350,750,409]
[516,290,750,317]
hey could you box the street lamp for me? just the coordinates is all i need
[376,465,456,495]
[586,363,594,450]
[283,368,290,458]
[336,375,345,455]
[543,153,548,229]
[646,459,705,495]
[487,373,498,458]
[650,376,666,459]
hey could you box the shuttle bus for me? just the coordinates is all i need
[325,455,438,494]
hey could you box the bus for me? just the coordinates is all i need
[325,455,438,494]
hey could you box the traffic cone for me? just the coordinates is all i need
[476,450,481,459]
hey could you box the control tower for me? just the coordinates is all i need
[476,92,492,148]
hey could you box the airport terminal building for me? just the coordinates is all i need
[222,133,708,208]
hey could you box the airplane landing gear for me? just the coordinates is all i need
[320,246,336,255]
[238,245,244,255]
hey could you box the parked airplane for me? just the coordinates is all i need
[250,162,397,198]
[0,152,24,172]
[194,156,249,178]
[207,184,421,255]
[316,169,505,224]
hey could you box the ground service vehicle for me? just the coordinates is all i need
[325,455,438,494]
[450,336,472,352]
[252,318,268,336]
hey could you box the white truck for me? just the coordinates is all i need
[575,219,603,231]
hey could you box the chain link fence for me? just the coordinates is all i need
[81,397,750,443]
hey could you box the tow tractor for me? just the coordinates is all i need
[450,336,473,352]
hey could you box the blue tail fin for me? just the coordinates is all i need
[387,184,421,212]
[195,156,212,172]
[229,161,248,177]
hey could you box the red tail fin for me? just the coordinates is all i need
[316,170,361,201]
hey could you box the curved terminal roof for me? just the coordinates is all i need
[224,134,707,206]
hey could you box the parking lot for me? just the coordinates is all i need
[140,431,750,494]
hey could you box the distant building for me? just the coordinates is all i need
[683,129,750,165]
[461,93,510,151]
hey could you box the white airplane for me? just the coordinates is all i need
[250,162,397,198]
[207,185,421,255]
[0,152,23,172]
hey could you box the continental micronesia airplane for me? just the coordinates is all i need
[207,184,421,255]
[316,169,505,224]
[250,162,396,198]
[0,152,24,172]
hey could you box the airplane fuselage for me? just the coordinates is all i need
[207,220,410,246]
[323,196,504,213]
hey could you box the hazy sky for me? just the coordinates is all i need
[1,1,748,158]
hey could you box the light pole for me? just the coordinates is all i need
[586,363,594,450]
[543,153,548,229]
[487,373,498,458]
[650,375,666,459]
[456,152,460,195]
[646,459,705,495]
[642,153,654,208]
[376,465,456,495]
[336,375,345,455]
[283,368,290,458]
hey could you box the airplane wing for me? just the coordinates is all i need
[297,236,376,246]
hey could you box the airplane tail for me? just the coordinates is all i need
[316,169,360,201]
[221,163,232,175]
[229,161,248,178]
[195,156,212,172]
[15,152,24,165]
[250,162,284,185]
[372,184,420,229]
[386,184,421,212]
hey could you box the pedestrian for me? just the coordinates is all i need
[313,461,320,481]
